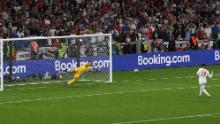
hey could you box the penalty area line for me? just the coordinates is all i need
[113,113,220,124]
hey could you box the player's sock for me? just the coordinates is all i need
[199,88,203,96]
[202,89,210,97]
[199,85,204,96]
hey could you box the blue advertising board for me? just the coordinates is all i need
[3,49,220,77]
[113,49,220,70]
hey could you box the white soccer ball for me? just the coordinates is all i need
[133,68,139,72]
[58,74,63,79]
[44,72,51,80]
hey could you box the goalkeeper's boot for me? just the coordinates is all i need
[64,82,69,87]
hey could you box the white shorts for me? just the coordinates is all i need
[199,78,207,85]
[199,83,206,87]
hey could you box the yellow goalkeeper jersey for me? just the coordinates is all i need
[67,63,91,79]
[74,63,91,74]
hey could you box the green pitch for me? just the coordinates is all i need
[0,65,220,124]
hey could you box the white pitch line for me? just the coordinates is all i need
[176,77,184,79]
[3,74,219,87]
[28,83,40,85]
[112,113,220,124]
[5,80,118,88]
[149,79,156,80]
[210,115,220,118]
[177,87,184,90]
[185,76,195,78]
[5,82,51,87]
[160,78,169,80]
[1,85,220,105]
[190,86,197,89]
[122,80,129,82]
[164,88,171,90]
[27,88,35,90]
[114,81,118,83]
[211,79,219,80]
[85,83,93,85]
[6,83,26,87]
[212,84,220,87]
[39,87,46,89]
[53,81,62,83]
[3,76,220,91]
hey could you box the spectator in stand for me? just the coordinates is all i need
[0,0,220,55]
[190,34,198,50]
[212,23,220,40]
[217,32,220,48]
[168,37,176,51]
[30,40,39,59]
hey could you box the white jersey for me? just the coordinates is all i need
[196,68,213,84]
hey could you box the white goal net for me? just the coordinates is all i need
[0,34,112,91]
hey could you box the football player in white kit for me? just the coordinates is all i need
[196,64,213,97]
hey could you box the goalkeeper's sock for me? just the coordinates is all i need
[67,79,76,85]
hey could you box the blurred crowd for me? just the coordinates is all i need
[1,0,220,55]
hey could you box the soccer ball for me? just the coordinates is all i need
[57,70,64,79]
[133,68,139,72]
[58,74,63,79]
[16,76,21,81]
[44,72,51,80]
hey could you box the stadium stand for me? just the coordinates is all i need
[0,0,220,58]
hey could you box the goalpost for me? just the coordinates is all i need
[0,40,3,91]
[0,34,112,91]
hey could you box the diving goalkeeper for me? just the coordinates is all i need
[65,61,93,87]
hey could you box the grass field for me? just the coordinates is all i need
[0,65,220,124]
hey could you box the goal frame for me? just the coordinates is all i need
[0,34,112,91]
[0,39,3,91]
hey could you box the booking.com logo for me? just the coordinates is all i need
[215,51,220,61]
[138,54,191,66]
[3,65,27,75]
[54,59,110,71]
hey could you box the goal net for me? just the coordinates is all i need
[0,34,112,91]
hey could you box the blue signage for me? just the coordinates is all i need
[113,49,220,70]
[3,49,220,78]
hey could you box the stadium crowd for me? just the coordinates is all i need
[1,0,220,56]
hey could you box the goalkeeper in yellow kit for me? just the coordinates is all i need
[65,61,93,87]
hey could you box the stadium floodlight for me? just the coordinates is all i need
[0,34,112,91]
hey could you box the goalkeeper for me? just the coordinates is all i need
[65,61,94,87]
